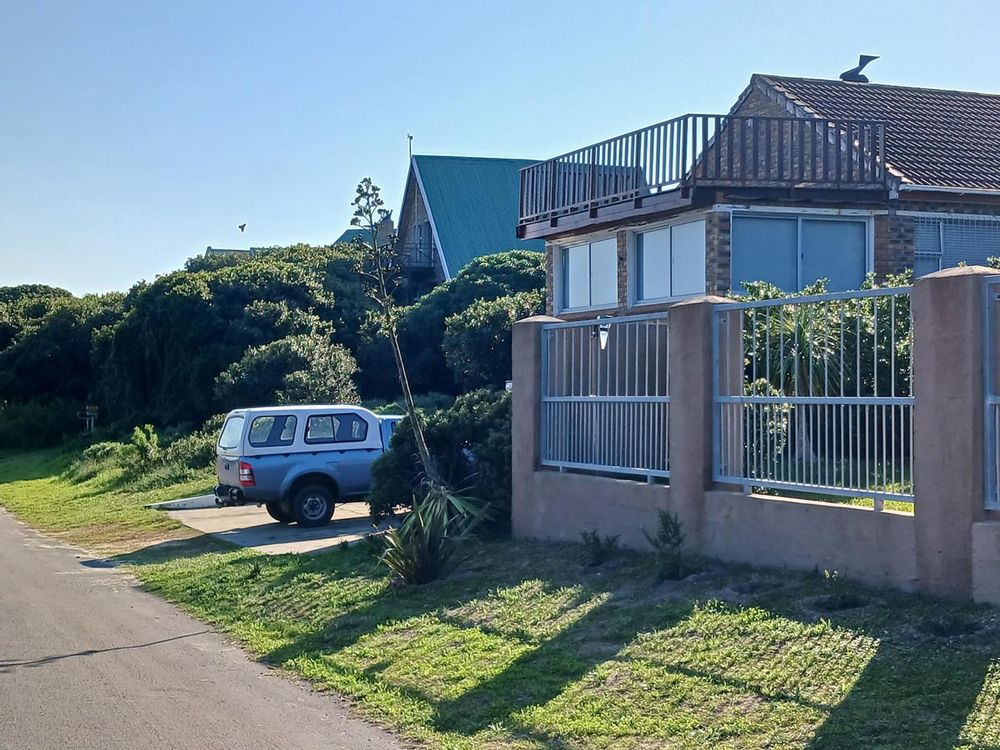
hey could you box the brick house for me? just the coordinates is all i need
[516,74,1000,317]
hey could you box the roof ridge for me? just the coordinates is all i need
[412,154,541,163]
[756,73,1000,99]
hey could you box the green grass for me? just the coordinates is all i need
[0,449,214,551]
[2,450,1000,748]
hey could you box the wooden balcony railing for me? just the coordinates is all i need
[518,114,888,225]
[402,242,436,269]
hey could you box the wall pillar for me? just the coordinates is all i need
[511,315,562,539]
[913,266,1000,598]
[667,296,731,550]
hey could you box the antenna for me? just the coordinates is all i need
[407,134,413,159]
[840,55,879,83]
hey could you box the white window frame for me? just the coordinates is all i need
[728,208,875,292]
[553,234,619,313]
[901,210,1000,276]
[628,215,708,307]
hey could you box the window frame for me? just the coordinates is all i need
[729,209,874,294]
[303,412,370,446]
[629,216,708,307]
[217,415,245,451]
[905,211,1000,277]
[247,414,298,449]
[554,235,619,313]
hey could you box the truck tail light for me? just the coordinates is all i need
[238,461,256,488]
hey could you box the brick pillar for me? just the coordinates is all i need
[668,296,731,549]
[913,266,1000,598]
[511,315,562,538]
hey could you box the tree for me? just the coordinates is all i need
[442,289,543,389]
[215,331,359,407]
[400,250,545,394]
[352,178,489,583]
[351,178,437,482]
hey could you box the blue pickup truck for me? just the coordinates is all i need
[214,405,403,526]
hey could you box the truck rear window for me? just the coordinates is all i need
[218,415,245,451]
[248,415,297,447]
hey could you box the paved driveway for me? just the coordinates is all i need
[0,510,404,750]
[167,501,386,555]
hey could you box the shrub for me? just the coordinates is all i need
[399,251,545,394]
[643,510,688,580]
[69,440,129,481]
[215,332,359,408]
[580,530,620,567]
[0,398,82,450]
[368,389,512,529]
[379,483,486,585]
[129,424,161,471]
[443,289,544,389]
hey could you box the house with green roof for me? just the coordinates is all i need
[396,155,545,292]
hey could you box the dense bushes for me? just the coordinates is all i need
[400,251,545,394]
[215,331,359,406]
[369,388,512,530]
[68,416,221,489]
[0,245,541,455]
[443,289,544,389]
[0,398,82,450]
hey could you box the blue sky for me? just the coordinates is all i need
[2,0,999,294]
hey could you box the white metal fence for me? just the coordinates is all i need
[540,312,670,480]
[712,287,914,507]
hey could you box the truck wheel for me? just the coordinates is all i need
[292,485,335,527]
[265,501,293,525]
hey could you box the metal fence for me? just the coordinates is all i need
[540,312,670,480]
[712,287,914,507]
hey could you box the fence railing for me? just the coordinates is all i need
[540,312,670,480]
[712,287,913,507]
[519,113,888,224]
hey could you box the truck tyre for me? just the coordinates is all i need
[265,501,293,525]
[292,485,335,527]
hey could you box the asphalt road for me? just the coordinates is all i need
[0,510,404,750]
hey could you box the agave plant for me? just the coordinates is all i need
[380,481,489,585]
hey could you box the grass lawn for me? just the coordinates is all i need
[2,450,1000,748]
[0,449,213,552]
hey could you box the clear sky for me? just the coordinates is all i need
[3,0,999,294]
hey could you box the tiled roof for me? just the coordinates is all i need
[411,155,544,277]
[756,74,1000,190]
[334,228,366,245]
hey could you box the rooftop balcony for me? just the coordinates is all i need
[517,113,889,239]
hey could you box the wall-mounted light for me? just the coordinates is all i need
[595,316,612,351]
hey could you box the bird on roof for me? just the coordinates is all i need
[238,223,246,232]
[840,55,879,83]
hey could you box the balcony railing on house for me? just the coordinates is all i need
[518,114,888,227]
[401,242,436,269]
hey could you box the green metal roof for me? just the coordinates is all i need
[411,155,544,277]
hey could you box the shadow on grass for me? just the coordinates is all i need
[105,534,234,566]
[804,644,993,749]
[431,594,694,736]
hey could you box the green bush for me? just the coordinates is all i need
[0,399,82,449]
[443,289,544,389]
[643,510,688,580]
[215,332,359,408]
[580,530,620,567]
[368,389,512,530]
[400,251,544,394]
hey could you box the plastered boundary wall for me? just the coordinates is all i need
[512,267,1000,603]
